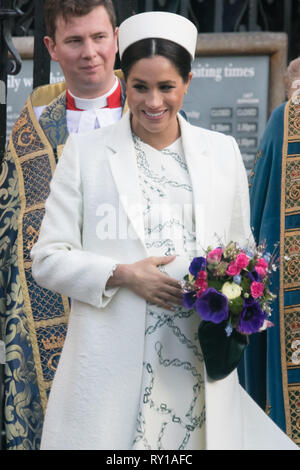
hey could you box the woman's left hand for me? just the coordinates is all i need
[106,256,183,311]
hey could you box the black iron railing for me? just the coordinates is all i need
[0,0,22,160]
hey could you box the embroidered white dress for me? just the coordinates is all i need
[131,134,206,450]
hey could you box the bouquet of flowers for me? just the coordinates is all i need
[182,240,276,380]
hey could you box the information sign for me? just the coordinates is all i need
[183,55,270,172]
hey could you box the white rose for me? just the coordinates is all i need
[221,282,242,300]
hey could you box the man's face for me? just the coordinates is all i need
[44,5,118,98]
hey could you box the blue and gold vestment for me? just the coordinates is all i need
[240,99,300,447]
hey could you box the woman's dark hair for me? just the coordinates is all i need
[121,38,192,83]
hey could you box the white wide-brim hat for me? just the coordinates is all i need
[118,11,198,60]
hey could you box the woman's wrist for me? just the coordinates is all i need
[106,264,131,289]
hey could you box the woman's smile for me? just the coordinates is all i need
[142,109,168,119]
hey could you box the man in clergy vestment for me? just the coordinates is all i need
[0,0,128,450]
[240,87,300,447]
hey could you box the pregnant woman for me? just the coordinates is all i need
[31,11,298,451]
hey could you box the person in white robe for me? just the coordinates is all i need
[31,11,299,451]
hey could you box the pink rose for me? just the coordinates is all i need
[255,258,268,277]
[197,270,207,280]
[195,277,207,289]
[235,253,249,270]
[226,261,241,277]
[251,281,265,299]
[207,248,223,264]
[196,282,208,297]
[195,271,208,294]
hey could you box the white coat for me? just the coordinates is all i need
[31,112,298,450]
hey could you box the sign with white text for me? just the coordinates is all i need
[183,55,270,173]
[6,60,64,142]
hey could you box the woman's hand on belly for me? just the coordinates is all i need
[106,256,183,311]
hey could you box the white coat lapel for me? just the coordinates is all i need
[107,112,214,253]
[179,114,213,253]
[107,112,147,247]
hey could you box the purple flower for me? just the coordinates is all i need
[238,298,267,334]
[248,270,262,283]
[182,291,197,309]
[189,257,207,277]
[195,288,229,324]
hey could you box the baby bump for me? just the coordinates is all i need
[160,255,193,283]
